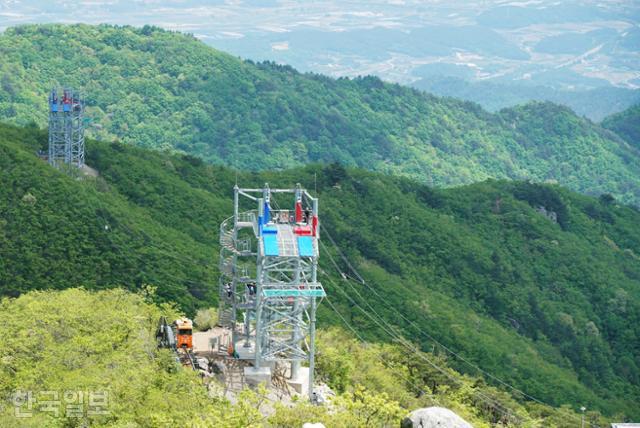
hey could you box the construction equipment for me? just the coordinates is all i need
[156,316,177,350]
[156,316,197,370]
[175,317,193,350]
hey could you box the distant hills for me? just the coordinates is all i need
[0,24,639,206]
[413,76,640,122]
[603,104,640,150]
[2,122,640,419]
[2,1,638,120]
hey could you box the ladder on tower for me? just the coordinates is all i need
[220,216,254,256]
[218,307,233,328]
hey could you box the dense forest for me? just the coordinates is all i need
[1,288,597,427]
[1,24,640,205]
[602,104,640,150]
[2,123,639,422]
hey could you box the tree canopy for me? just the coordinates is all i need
[602,103,640,150]
[1,122,639,420]
[0,24,639,204]
[0,288,603,427]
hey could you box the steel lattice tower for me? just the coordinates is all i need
[48,88,85,169]
[218,183,324,399]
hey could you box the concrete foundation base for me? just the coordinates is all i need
[236,340,256,360]
[244,366,272,386]
[287,366,310,396]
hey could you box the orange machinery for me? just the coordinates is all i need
[175,317,193,350]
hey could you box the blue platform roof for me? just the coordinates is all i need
[263,234,279,256]
[263,289,326,298]
[262,226,278,234]
[298,236,314,257]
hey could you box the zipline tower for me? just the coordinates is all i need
[218,184,325,399]
[48,88,85,169]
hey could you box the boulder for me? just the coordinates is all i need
[302,423,326,428]
[401,407,472,428]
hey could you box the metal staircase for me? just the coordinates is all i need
[217,305,233,328]
[218,212,256,329]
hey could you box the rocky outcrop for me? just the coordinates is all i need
[401,407,473,428]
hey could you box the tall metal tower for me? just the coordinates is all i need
[48,88,85,169]
[218,183,325,398]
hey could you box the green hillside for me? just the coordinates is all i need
[0,288,594,427]
[0,124,224,312]
[1,24,639,205]
[2,123,640,421]
[602,104,640,149]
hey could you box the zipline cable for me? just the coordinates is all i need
[319,268,525,425]
[322,294,448,409]
[321,225,596,427]
[147,186,522,422]
[79,181,215,294]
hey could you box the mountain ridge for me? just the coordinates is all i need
[603,104,640,150]
[2,122,639,419]
[412,75,640,122]
[1,24,639,205]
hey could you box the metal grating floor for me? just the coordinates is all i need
[276,224,298,256]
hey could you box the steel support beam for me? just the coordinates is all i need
[218,184,323,401]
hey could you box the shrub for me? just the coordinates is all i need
[194,307,218,331]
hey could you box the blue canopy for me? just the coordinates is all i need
[298,236,314,257]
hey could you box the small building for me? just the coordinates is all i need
[611,424,640,428]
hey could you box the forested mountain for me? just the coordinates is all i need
[413,76,640,122]
[1,24,640,205]
[602,104,640,150]
[2,123,640,422]
[5,0,637,123]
